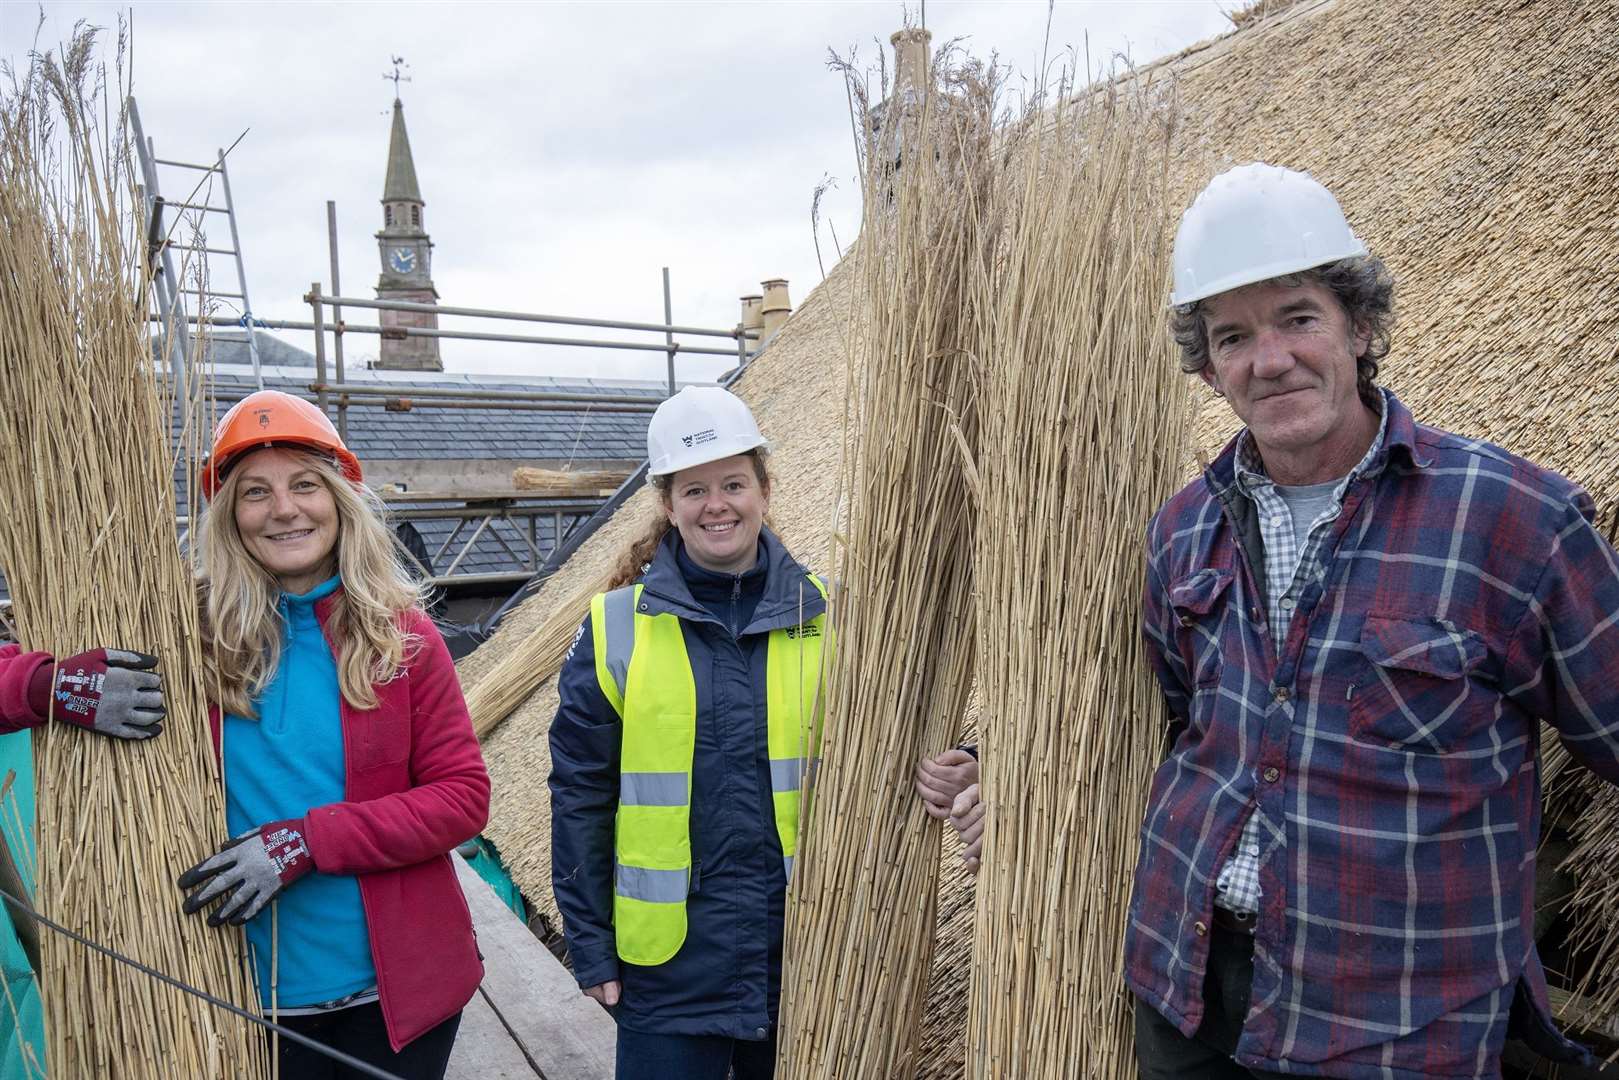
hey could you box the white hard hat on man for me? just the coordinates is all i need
[646,385,767,477]
[1170,163,1366,307]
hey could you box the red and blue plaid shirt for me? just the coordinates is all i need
[1127,391,1619,1078]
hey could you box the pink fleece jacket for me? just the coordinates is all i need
[209,598,490,1051]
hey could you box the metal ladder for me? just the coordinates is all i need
[128,95,263,392]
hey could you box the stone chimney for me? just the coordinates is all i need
[759,280,792,342]
[890,28,932,106]
[739,294,764,354]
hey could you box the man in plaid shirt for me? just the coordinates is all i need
[1129,164,1619,1078]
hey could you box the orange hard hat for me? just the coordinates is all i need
[201,390,363,499]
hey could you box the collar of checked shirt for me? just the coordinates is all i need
[1232,388,1391,508]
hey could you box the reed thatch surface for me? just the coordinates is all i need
[463,0,1619,1067]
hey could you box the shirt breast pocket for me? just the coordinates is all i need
[1350,614,1491,753]
[1169,568,1234,689]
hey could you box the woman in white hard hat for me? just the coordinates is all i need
[172,390,489,1079]
[550,385,826,1080]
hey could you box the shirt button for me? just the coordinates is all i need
[1273,686,1290,703]
[754,1027,768,1040]
[1248,845,1260,857]
[1194,921,1208,937]
[1178,614,1193,628]
[1279,597,1296,611]
[1263,766,1280,783]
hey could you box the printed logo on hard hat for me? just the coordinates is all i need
[681,428,717,449]
[254,408,273,429]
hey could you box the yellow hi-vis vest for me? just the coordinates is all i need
[590,575,828,967]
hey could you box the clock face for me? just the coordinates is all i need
[389,246,417,274]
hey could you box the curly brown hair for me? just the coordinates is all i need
[1169,256,1395,408]
[605,450,773,590]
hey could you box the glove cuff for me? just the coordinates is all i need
[259,819,315,884]
[48,649,111,730]
[26,664,53,721]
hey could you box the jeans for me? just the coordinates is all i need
[1135,926,1282,1079]
[274,1002,461,1080]
[615,1025,776,1080]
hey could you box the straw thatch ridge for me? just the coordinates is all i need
[463,0,1619,1067]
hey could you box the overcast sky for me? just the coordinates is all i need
[3,1,1232,384]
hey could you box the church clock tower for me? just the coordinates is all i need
[374,95,442,371]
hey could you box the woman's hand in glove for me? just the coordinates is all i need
[177,820,314,925]
[31,648,164,739]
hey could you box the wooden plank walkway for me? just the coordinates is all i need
[447,855,616,1080]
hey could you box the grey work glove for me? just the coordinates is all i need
[34,648,164,739]
[177,820,314,926]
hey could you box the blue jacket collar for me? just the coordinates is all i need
[639,526,824,634]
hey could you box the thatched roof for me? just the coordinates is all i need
[461,0,1619,1069]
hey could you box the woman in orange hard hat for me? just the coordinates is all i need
[174,390,488,1079]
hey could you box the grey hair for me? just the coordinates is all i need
[1169,256,1395,407]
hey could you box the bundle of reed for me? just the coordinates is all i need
[0,34,266,1078]
[963,80,1186,1077]
[775,33,997,1079]
[511,466,633,497]
[465,573,608,739]
[1556,781,1619,1051]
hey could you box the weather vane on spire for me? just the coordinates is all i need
[384,56,411,99]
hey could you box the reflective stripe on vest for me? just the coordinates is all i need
[591,575,829,966]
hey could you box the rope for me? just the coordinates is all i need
[0,885,406,1080]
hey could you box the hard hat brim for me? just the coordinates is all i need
[647,434,769,478]
[1168,239,1369,308]
[200,439,365,500]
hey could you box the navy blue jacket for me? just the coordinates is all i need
[548,526,826,1039]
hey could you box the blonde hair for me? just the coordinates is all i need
[608,450,772,589]
[199,448,425,717]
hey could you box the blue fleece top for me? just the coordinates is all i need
[223,575,375,1009]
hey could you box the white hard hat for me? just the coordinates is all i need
[646,385,767,477]
[1170,163,1367,307]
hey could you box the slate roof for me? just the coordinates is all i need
[1,353,663,604]
[203,360,658,465]
[1,346,667,604]
[204,330,315,368]
[185,362,659,584]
